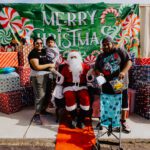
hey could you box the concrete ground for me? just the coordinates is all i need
[0,106,150,150]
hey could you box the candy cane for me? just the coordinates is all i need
[100,7,119,24]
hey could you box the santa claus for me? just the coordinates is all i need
[56,50,91,129]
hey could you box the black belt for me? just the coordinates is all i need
[63,83,87,87]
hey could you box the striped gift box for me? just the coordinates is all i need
[18,45,33,67]
[0,52,18,67]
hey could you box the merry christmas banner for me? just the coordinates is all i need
[0,3,140,59]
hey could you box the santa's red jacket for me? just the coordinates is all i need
[58,63,90,93]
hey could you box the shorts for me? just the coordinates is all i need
[122,89,128,110]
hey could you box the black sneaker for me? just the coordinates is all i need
[76,121,85,129]
[121,121,131,133]
[69,120,77,129]
[33,114,42,125]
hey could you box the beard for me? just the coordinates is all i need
[68,58,83,83]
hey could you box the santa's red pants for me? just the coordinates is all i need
[64,89,90,111]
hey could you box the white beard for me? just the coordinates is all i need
[68,59,83,83]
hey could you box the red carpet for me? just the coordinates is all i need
[55,120,96,150]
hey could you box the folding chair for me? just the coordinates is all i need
[92,93,123,150]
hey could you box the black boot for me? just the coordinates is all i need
[76,119,85,129]
[76,109,91,129]
[68,109,77,129]
[76,109,86,129]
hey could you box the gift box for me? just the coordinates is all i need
[129,52,136,65]
[0,90,22,114]
[0,72,20,93]
[134,81,150,119]
[0,46,6,52]
[128,88,136,114]
[0,52,18,67]
[135,58,150,65]
[17,66,31,87]
[21,86,34,106]
[18,45,33,67]
[129,65,150,89]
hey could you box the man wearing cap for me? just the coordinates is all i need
[94,37,132,133]
[57,50,91,129]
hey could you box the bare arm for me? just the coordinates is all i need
[119,60,132,79]
[30,58,55,71]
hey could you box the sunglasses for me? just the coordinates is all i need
[35,42,43,45]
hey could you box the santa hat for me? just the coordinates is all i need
[67,50,82,62]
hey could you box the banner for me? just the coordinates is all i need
[0,3,140,59]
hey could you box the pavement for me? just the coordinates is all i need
[0,106,150,150]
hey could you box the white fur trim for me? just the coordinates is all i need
[52,85,64,99]
[122,107,129,111]
[63,86,87,93]
[80,104,90,111]
[66,104,77,111]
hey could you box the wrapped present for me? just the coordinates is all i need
[0,46,6,52]
[92,95,100,118]
[134,81,150,119]
[21,86,34,106]
[0,90,22,114]
[129,65,150,89]
[5,45,15,52]
[135,58,150,65]
[0,72,20,93]
[18,45,33,67]
[129,51,136,65]
[0,52,18,67]
[128,88,136,114]
[17,66,31,87]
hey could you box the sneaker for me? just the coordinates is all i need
[33,114,42,125]
[69,120,77,129]
[76,121,85,129]
[121,121,131,133]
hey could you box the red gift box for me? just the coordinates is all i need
[18,45,33,67]
[0,46,6,52]
[128,88,136,114]
[92,95,100,118]
[17,66,31,87]
[0,52,18,67]
[21,86,34,106]
[135,58,150,65]
[0,91,22,114]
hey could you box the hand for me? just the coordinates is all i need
[49,68,55,72]
[118,72,125,80]
[49,63,55,68]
